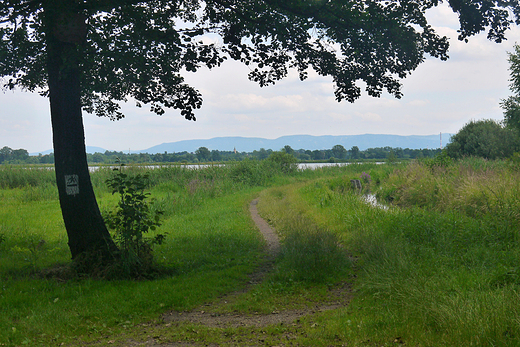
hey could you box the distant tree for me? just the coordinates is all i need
[283,145,295,156]
[445,119,520,159]
[153,153,165,163]
[40,153,54,164]
[256,148,269,160]
[138,153,152,163]
[311,150,324,161]
[195,147,211,162]
[332,145,347,160]
[3,0,519,261]
[11,149,29,161]
[299,152,311,161]
[0,146,29,163]
[90,152,104,163]
[211,150,221,162]
[0,146,12,163]
[350,146,361,160]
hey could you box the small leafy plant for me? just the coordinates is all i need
[11,238,47,271]
[104,165,166,278]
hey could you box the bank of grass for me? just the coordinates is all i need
[5,157,518,346]
[253,158,520,346]
[0,189,264,346]
[0,163,261,345]
[0,160,374,346]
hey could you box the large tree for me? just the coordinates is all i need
[445,119,520,159]
[1,0,519,260]
[332,144,347,159]
[502,44,520,132]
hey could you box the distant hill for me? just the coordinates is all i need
[31,134,452,155]
[30,146,107,156]
[138,134,452,154]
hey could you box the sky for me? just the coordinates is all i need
[2,4,520,153]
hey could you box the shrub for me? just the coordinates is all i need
[377,162,447,208]
[0,166,56,189]
[265,151,298,174]
[423,149,452,171]
[445,119,520,159]
[229,159,267,186]
[103,168,166,278]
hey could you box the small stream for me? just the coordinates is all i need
[363,193,389,210]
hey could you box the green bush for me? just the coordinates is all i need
[423,149,452,171]
[103,168,166,278]
[445,119,520,159]
[265,151,298,174]
[229,159,267,186]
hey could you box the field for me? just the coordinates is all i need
[1,157,520,346]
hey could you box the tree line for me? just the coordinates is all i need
[0,144,441,165]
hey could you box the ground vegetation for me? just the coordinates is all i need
[2,156,520,345]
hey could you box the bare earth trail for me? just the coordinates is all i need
[115,199,352,346]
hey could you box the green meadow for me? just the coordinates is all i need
[1,157,520,346]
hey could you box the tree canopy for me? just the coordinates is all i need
[445,119,520,159]
[332,144,347,159]
[501,44,520,132]
[3,0,520,262]
[0,146,29,163]
[3,0,520,121]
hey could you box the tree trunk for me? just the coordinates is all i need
[44,5,117,260]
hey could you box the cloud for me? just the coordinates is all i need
[425,3,460,28]
[356,112,383,122]
[212,93,307,113]
[407,100,430,107]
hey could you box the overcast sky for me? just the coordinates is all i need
[2,4,520,153]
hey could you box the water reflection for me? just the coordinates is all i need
[363,194,389,210]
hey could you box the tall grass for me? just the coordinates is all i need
[0,166,56,189]
[6,158,518,345]
[379,158,520,225]
[1,160,360,345]
[281,159,520,345]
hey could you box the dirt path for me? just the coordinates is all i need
[248,198,280,258]
[111,198,351,346]
[161,199,350,327]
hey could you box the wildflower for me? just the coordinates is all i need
[360,172,371,183]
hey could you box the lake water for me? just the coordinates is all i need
[87,162,358,172]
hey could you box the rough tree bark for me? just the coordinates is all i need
[44,4,117,260]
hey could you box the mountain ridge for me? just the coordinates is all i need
[31,134,452,155]
[138,134,451,154]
